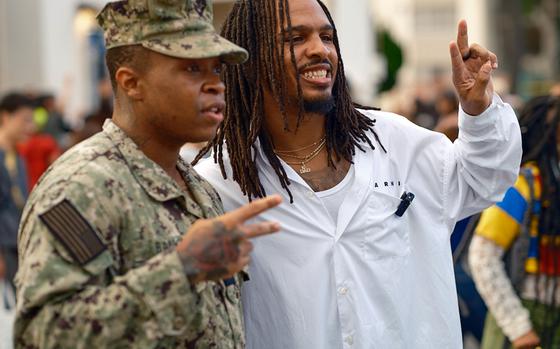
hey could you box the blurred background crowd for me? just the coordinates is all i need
[0,0,559,348]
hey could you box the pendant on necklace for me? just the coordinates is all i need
[300,163,311,174]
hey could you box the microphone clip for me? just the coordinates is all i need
[395,191,415,217]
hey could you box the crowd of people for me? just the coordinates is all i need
[0,0,558,348]
[0,89,113,345]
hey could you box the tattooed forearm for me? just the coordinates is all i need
[177,221,244,283]
[176,195,281,283]
[177,253,203,283]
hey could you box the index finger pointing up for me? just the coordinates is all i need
[222,195,283,225]
[457,20,470,59]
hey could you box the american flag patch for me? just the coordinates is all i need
[40,199,106,265]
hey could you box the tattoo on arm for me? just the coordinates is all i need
[177,221,242,283]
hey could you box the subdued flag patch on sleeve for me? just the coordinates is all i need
[40,199,107,265]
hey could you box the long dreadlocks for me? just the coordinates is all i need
[195,0,385,202]
[519,95,560,247]
[517,95,560,347]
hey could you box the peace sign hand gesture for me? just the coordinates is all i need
[449,20,498,116]
[176,195,283,284]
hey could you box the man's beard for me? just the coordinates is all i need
[303,96,335,115]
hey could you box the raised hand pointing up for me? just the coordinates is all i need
[449,20,498,116]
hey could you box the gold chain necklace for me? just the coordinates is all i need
[276,139,327,161]
[274,136,326,155]
[276,139,326,174]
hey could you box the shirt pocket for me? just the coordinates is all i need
[363,189,411,260]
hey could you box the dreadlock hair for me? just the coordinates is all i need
[195,0,385,203]
[517,95,560,347]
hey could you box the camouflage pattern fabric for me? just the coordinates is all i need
[96,0,248,64]
[14,120,245,348]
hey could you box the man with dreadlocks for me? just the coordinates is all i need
[195,0,522,347]
[470,95,560,349]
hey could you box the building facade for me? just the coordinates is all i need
[1,0,557,122]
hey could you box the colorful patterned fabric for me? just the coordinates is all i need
[475,163,541,273]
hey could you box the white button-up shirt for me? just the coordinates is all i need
[195,94,522,349]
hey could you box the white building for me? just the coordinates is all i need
[0,0,110,125]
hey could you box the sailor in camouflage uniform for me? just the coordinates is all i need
[14,0,282,348]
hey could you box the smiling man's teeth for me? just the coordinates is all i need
[303,70,328,79]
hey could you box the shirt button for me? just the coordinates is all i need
[345,335,354,345]
[306,190,314,198]
[338,287,348,295]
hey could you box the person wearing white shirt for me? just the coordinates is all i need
[195,0,522,347]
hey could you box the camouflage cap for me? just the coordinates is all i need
[96,0,248,64]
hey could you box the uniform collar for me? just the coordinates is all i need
[102,119,205,218]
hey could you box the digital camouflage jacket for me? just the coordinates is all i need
[15,120,245,348]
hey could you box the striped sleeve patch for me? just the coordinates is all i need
[40,199,106,265]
